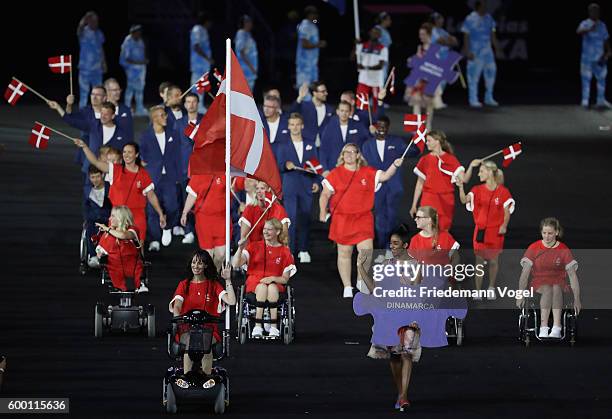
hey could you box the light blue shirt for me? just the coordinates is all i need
[78,26,105,72]
[376,24,392,48]
[120,35,146,72]
[190,24,212,73]
[296,19,319,68]
[578,19,609,62]
[235,29,258,78]
[461,11,496,57]
[431,27,451,55]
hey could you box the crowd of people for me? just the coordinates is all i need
[28,2,600,410]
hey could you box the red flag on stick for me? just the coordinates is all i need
[502,142,522,167]
[4,78,28,105]
[304,158,323,174]
[189,49,283,198]
[403,114,427,132]
[29,122,51,149]
[195,72,211,94]
[48,55,72,74]
[356,92,369,111]
[411,123,427,153]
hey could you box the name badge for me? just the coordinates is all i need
[349,129,357,134]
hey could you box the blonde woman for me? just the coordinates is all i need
[233,218,296,337]
[95,205,146,292]
[319,143,403,298]
[458,160,514,298]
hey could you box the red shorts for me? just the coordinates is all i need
[531,277,570,293]
[421,191,455,231]
[195,212,232,249]
[245,275,287,294]
[473,226,505,260]
[131,208,147,242]
[329,211,374,246]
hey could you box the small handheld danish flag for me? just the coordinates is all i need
[5,78,28,106]
[29,122,51,149]
[304,158,323,175]
[403,114,427,133]
[411,123,427,153]
[356,92,369,111]
[502,142,522,167]
[48,55,72,74]
[195,72,211,94]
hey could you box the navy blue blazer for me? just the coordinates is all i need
[276,138,319,197]
[139,126,181,185]
[165,105,188,132]
[83,182,112,221]
[319,116,369,172]
[261,113,290,145]
[353,105,385,129]
[288,100,334,142]
[361,136,420,191]
[175,112,204,179]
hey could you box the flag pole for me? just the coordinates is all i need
[366,93,372,126]
[35,121,76,142]
[225,38,232,338]
[383,66,395,90]
[69,55,73,96]
[179,82,198,100]
[353,0,360,41]
[13,77,50,104]
[243,196,277,241]
[400,140,415,160]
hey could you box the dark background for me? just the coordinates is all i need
[0,0,606,107]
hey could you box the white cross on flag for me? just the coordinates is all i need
[411,123,427,153]
[403,113,427,132]
[29,122,51,149]
[356,92,369,111]
[48,55,72,74]
[304,158,323,175]
[189,48,283,198]
[4,78,28,106]
[502,142,522,167]
[195,72,211,94]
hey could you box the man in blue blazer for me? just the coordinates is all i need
[174,92,205,244]
[275,112,320,262]
[319,101,369,175]
[289,81,334,146]
[139,105,181,251]
[104,78,134,139]
[164,85,188,132]
[360,116,420,248]
[261,95,289,153]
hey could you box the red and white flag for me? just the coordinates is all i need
[195,72,211,94]
[213,68,223,82]
[29,122,51,149]
[184,121,200,140]
[403,113,427,132]
[356,92,369,111]
[4,78,28,106]
[189,49,283,198]
[411,123,427,153]
[304,158,323,175]
[502,142,522,167]
[48,55,72,74]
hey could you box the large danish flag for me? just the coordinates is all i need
[48,55,72,74]
[189,49,282,197]
[4,78,28,106]
[29,122,51,149]
[502,142,522,167]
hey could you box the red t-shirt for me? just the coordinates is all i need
[413,153,463,194]
[96,225,143,290]
[171,278,226,316]
[187,174,226,215]
[408,231,460,265]
[108,163,154,209]
[323,166,381,214]
[521,241,577,284]
[243,241,296,279]
[467,184,515,228]
[239,202,290,242]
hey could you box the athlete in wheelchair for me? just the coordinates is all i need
[232,218,296,344]
[516,218,581,346]
[164,250,235,414]
[93,205,154,337]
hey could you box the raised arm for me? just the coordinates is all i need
[462,159,481,184]
[73,139,109,172]
[378,158,403,183]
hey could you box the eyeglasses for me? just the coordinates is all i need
[343,150,358,154]
[414,215,430,219]
[315,89,328,93]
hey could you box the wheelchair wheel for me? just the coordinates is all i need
[236,285,245,342]
[79,224,88,275]
[94,304,104,338]
[239,325,247,345]
[213,383,226,414]
[566,312,577,347]
[518,314,528,344]
[165,383,177,414]
[147,306,156,338]
[456,319,464,346]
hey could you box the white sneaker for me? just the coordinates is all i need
[181,232,195,244]
[484,97,499,107]
[549,326,562,338]
[469,100,483,108]
[596,99,612,109]
[137,282,149,293]
[581,99,589,108]
[172,226,185,236]
[87,255,100,269]
[356,279,370,294]
[343,286,354,298]
[298,251,311,263]
[538,326,550,338]
[268,326,280,337]
[148,241,161,252]
[486,286,497,300]
[161,229,172,246]
[251,326,263,337]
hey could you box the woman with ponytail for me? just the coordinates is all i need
[232,218,296,338]
[458,160,514,299]
[410,131,464,231]
[408,206,459,266]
